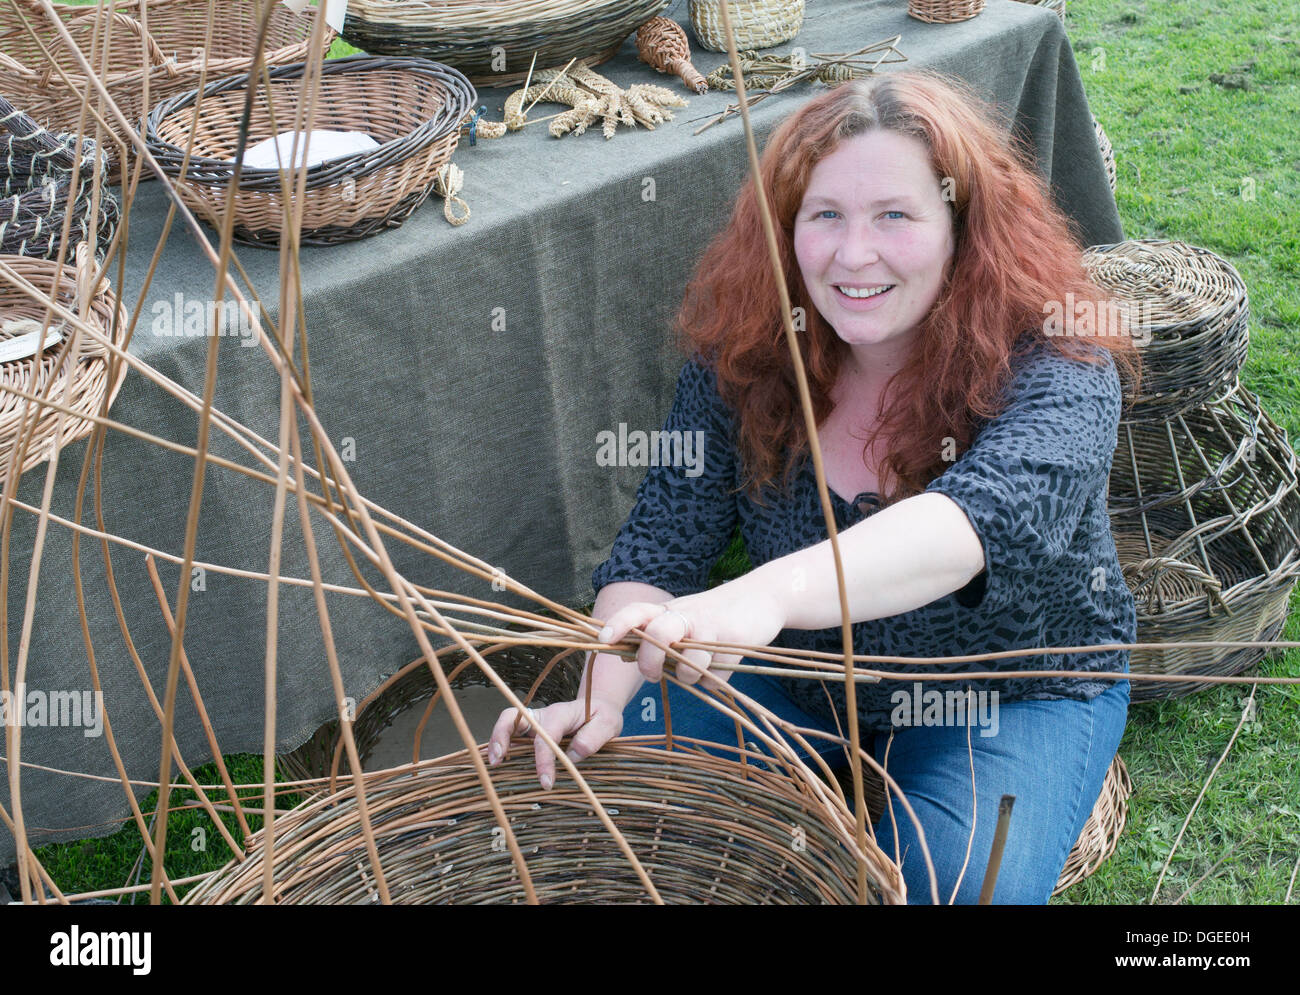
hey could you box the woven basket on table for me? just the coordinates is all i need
[0,94,119,262]
[1052,754,1131,895]
[191,739,903,904]
[143,55,476,247]
[688,0,804,53]
[278,643,586,785]
[1083,239,1250,423]
[0,0,322,181]
[340,0,670,86]
[0,244,128,483]
[1011,0,1066,23]
[1109,385,1300,702]
[1094,114,1116,193]
[907,0,986,24]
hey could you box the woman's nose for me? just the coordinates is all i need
[833,219,882,269]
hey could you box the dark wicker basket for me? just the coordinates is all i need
[1083,239,1250,422]
[143,55,476,247]
[340,0,670,86]
[0,0,322,181]
[0,95,119,261]
[195,739,903,904]
[278,642,585,785]
[1110,385,1300,701]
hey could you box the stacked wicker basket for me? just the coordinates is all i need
[1085,239,1300,702]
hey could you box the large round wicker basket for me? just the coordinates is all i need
[1110,385,1300,702]
[190,739,903,904]
[0,244,128,483]
[144,55,476,247]
[340,0,670,86]
[0,0,322,181]
[688,0,804,53]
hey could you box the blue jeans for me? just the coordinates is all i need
[620,670,1130,905]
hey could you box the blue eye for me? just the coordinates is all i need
[884,210,906,220]
[816,209,839,220]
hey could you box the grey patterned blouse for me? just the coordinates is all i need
[591,341,1136,732]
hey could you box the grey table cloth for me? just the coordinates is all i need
[1,0,1121,862]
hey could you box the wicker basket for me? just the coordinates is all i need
[1083,240,1250,423]
[341,0,670,86]
[688,0,804,53]
[0,244,128,483]
[278,643,586,785]
[1110,385,1300,702]
[1052,754,1131,895]
[0,0,322,181]
[907,0,986,24]
[191,739,903,904]
[143,55,476,247]
[1011,0,1066,23]
[1094,114,1116,193]
[0,95,119,262]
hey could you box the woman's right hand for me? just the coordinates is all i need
[487,688,629,790]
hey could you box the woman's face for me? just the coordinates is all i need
[793,129,956,364]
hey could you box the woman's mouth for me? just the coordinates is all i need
[834,284,895,304]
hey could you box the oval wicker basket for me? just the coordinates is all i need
[0,245,129,482]
[907,0,986,24]
[278,642,586,785]
[1083,239,1250,423]
[340,0,670,86]
[0,94,120,262]
[1110,385,1300,702]
[144,55,476,247]
[0,0,322,181]
[688,0,804,53]
[190,739,903,904]
[1052,754,1131,895]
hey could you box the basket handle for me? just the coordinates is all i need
[1121,555,1232,616]
[53,8,178,76]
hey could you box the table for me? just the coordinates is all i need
[1,0,1121,862]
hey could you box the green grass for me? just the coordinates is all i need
[22,0,1300,906]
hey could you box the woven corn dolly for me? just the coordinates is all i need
[433,162,470,225]
[636,16,708,94]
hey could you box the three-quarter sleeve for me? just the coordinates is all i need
[924,344,1123,615]
[590,358,740,599]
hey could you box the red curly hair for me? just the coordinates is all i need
[675,70,1139,505]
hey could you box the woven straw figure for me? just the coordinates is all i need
[636,16,708,93]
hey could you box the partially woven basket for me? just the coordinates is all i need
[1110,385,1300,702]
[907,0,986,24]
[0,0,322,180]
[189,740,904,904]
[144,55,476,247]
[278,642,585,785]
[1083,240,1250,422]
[1052,754,1131,895]
[0,94,119,262]
[688,0,804,53]
[340,0,670,86]
[1095,114,1116,193]
[0,244,128,483]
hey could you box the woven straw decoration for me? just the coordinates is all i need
[1052,755,1132,895]
[688,0,804,53]
[636,16,708,93]
[907,0,986,24]
[1083,239,1250,422]
[1109,386,1300,702]
[0,244,129,485]
[144,56,476,248]
[0,0,321,182]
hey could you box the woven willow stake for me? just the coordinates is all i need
[636,16,708,93]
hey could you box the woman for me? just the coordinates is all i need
[489,70,1139,904]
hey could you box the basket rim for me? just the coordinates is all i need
[143,54,476,187]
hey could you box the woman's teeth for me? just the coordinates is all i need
[836,285,893,298]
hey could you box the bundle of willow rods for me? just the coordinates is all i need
[144,55,476,247]
[0,0,322,180]
[339,0,670,86]
[187,741,902,905]
[0,94,118,262]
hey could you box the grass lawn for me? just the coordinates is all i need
[18,0,1300,905]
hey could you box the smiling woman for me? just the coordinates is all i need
[490,70,1144,905]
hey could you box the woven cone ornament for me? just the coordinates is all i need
[636,16,708,94]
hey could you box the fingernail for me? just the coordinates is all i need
[598,626,612,642]
[565,749,582,763]
[540,773,554,790]
[488,744,500,764]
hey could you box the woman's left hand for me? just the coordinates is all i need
[595,576,788,687]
